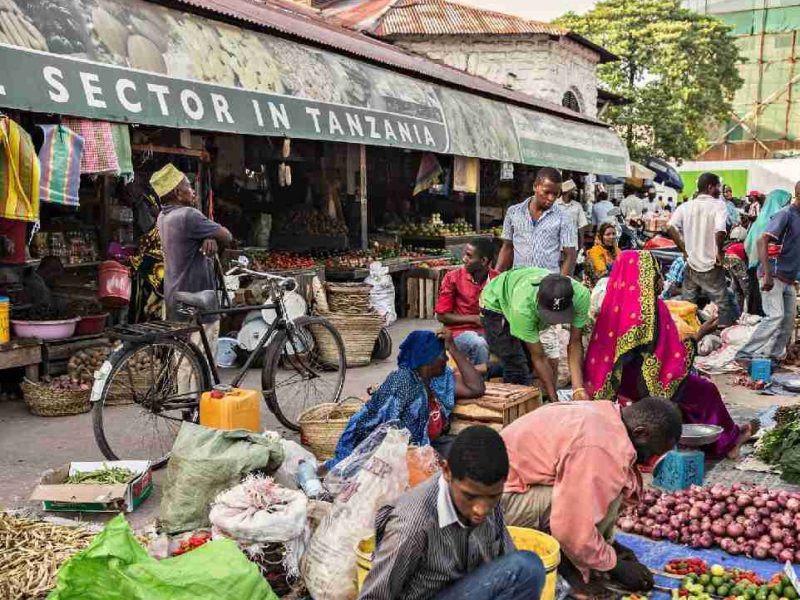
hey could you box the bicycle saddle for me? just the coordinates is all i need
[174,290,218,311]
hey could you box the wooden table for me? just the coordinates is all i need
[0,338,41,381]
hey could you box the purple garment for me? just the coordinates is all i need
[157,204,221,321]
[619,366,740,458]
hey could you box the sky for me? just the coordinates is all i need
[455,0,598,21]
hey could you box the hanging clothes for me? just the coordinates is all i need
[0,116,40,222]
[452,156,479,193]
[413,153,443,196]
[62,118,119,175]
[38,124,84,207]
[111,123,133,182]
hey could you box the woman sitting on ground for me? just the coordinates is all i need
[586,222,620,285]
[325,329,485,470]
[584,249,757,459]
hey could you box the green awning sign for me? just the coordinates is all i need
[1,0,629,176]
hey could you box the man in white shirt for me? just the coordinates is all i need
[555,180,589,237]
[667,172,738,327]
[642,186,659,216]
[591,190,615,227]
[620,189,644,221]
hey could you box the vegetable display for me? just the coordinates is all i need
[43,374,90,392]
[398,216,476,237]
[756,407,800,484]
[675,567,797,600]
[65,464,135,484]
[618,484,800,562]
[172,531,211,556]
[67,344,113,384]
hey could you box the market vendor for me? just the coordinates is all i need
[480,268,590,400]
[501,397,682,599]
[359,425,546,600]
[325,330,485,470]
[435,237,498,371]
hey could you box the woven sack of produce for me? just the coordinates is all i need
[324,283,372,315]
[298,398,364,461]
[310,311,382,367]
[21,378,91,417]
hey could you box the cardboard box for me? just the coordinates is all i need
[30,460,152,513]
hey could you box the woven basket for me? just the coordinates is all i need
[299,398,364,461]
[310,312,383,367]
[104,371,153,406]
[21,380,91,417]
[325,282,372,314]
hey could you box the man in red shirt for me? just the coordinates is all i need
[435,238,498,370]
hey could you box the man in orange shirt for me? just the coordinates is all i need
[500,398,682,599]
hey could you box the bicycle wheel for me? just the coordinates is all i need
[93,338,211,469]
[262,315,346,431]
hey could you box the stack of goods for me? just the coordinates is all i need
[398,215,476,238]
[276,209,347,237]
[756,405,800,483]
[248,250,316,272]
[0,512,95,600]
[67,344,113,385]
[667,560,798,600]
[617,483,800,562]
[449,383,541,433]
[314,283,382,367]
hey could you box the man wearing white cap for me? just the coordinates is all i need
[151,164,232,349]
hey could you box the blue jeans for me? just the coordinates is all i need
[454,330,490,366]
[433,551,545,600]
[736,278,797,362]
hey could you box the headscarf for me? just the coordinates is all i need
[586,223,619,281]
[584,250,694,401]
[745,189,791,267]
[397,330,445,369]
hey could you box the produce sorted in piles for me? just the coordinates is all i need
[399,216,476,237]
[65,464,135,484]
[250,251,316,271]
[756,409,800,484]
[666,558,709,576]
[43,374,90,392]
[676,567,797,600]
[276,209,347,236]
[172,531,211,556]
[617,484,800,562]
[67,344,113,384]
[0,512,95,600]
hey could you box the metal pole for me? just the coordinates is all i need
[475,159,481,233]
[359,144,368,251]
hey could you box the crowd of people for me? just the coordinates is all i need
[147,162,797,600]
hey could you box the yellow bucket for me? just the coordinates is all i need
[0,296,9,344]
[355,527,560,600]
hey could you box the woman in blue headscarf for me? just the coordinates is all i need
[325,329,485,469]
[744,189,792,315]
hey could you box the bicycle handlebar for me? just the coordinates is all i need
[226,265,297,292]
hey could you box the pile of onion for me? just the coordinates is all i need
[617,484,800,563]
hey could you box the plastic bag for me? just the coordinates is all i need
[302,426,410,600]
[365,261,396,325]
[271,436,318,490]
[160,422,284,534]
[48,514,278,600]
[406,445,441,487]
[323,421,400,496]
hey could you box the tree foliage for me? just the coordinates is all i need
[555,0,742,162]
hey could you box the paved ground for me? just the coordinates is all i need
[1,317,798,530]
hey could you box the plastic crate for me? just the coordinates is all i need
[653,450,704,491]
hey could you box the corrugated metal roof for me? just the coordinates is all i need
[373,0,565,36]
[157,0,609,125]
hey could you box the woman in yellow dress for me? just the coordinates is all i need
[586,222,619,284]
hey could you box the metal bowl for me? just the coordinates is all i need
[680,424,724,447]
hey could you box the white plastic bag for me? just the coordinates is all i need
[365,261,397,325]
[302,427,410,600]
[271,436,318,490]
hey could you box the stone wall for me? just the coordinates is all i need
[390,34,600,117]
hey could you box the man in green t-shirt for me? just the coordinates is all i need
[480,268,590,401]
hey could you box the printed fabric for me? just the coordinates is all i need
[325,366,455,470]
[584,250,693,400]
[62,118,119,175]
[0,116,40,222]
[38,124,84,207]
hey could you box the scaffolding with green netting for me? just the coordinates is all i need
[688,0,800,157]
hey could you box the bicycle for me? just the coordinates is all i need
[90,262,346,468]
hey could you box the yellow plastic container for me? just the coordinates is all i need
[0,296,9,344]
[355,527,561,600]
[200,386,261,432]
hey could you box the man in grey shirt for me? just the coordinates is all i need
[359,426,545,600]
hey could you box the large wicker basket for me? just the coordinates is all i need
[311,312,383,367]
[299,398,364,461]
[325,283,372,314]
[21,380,91,417]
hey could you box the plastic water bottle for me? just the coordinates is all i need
[295,460,322,498]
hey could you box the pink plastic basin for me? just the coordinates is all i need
[11,317,80,340]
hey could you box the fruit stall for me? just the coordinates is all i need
[396,215,495,261]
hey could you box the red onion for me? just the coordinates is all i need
[669,515,682,528]
[787,498,800,512]
[656,514,668,524]
[729,543,742,555]
[767,500,779,511]
[784,535,797,549]
[633,523,643,534]
[732,483,743,491]
[780,549,795,563]
[727,503,740,516]
[745,526,760,539]
[771,527,784,542]
[753,496,766,508]
[727,523,745,537]
[619,518,635,532]
[795,550,800,563]
[690,523,701,534]
[779,513,793,528]
[667,530,679,543]
[711,522,726,536]
[744,506,758,517]
[689,507,702,519]
[737,494,753,507]
[759,507,772,517]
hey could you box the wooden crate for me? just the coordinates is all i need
[404,265,460,319]
[451,383,541,427]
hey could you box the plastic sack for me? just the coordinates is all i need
[160,422,284,534]
[48,514,278,600]
[406,445,440,487]
[323,421,400,496]
[271,436,318,490]
[365,261,396,325]
[302,426,410,600]
[698,334,722,356]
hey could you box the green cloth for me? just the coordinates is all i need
[110,123,133,182]
[480,267,590,343]
[48,514,278,600]
[745,189,792,267]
